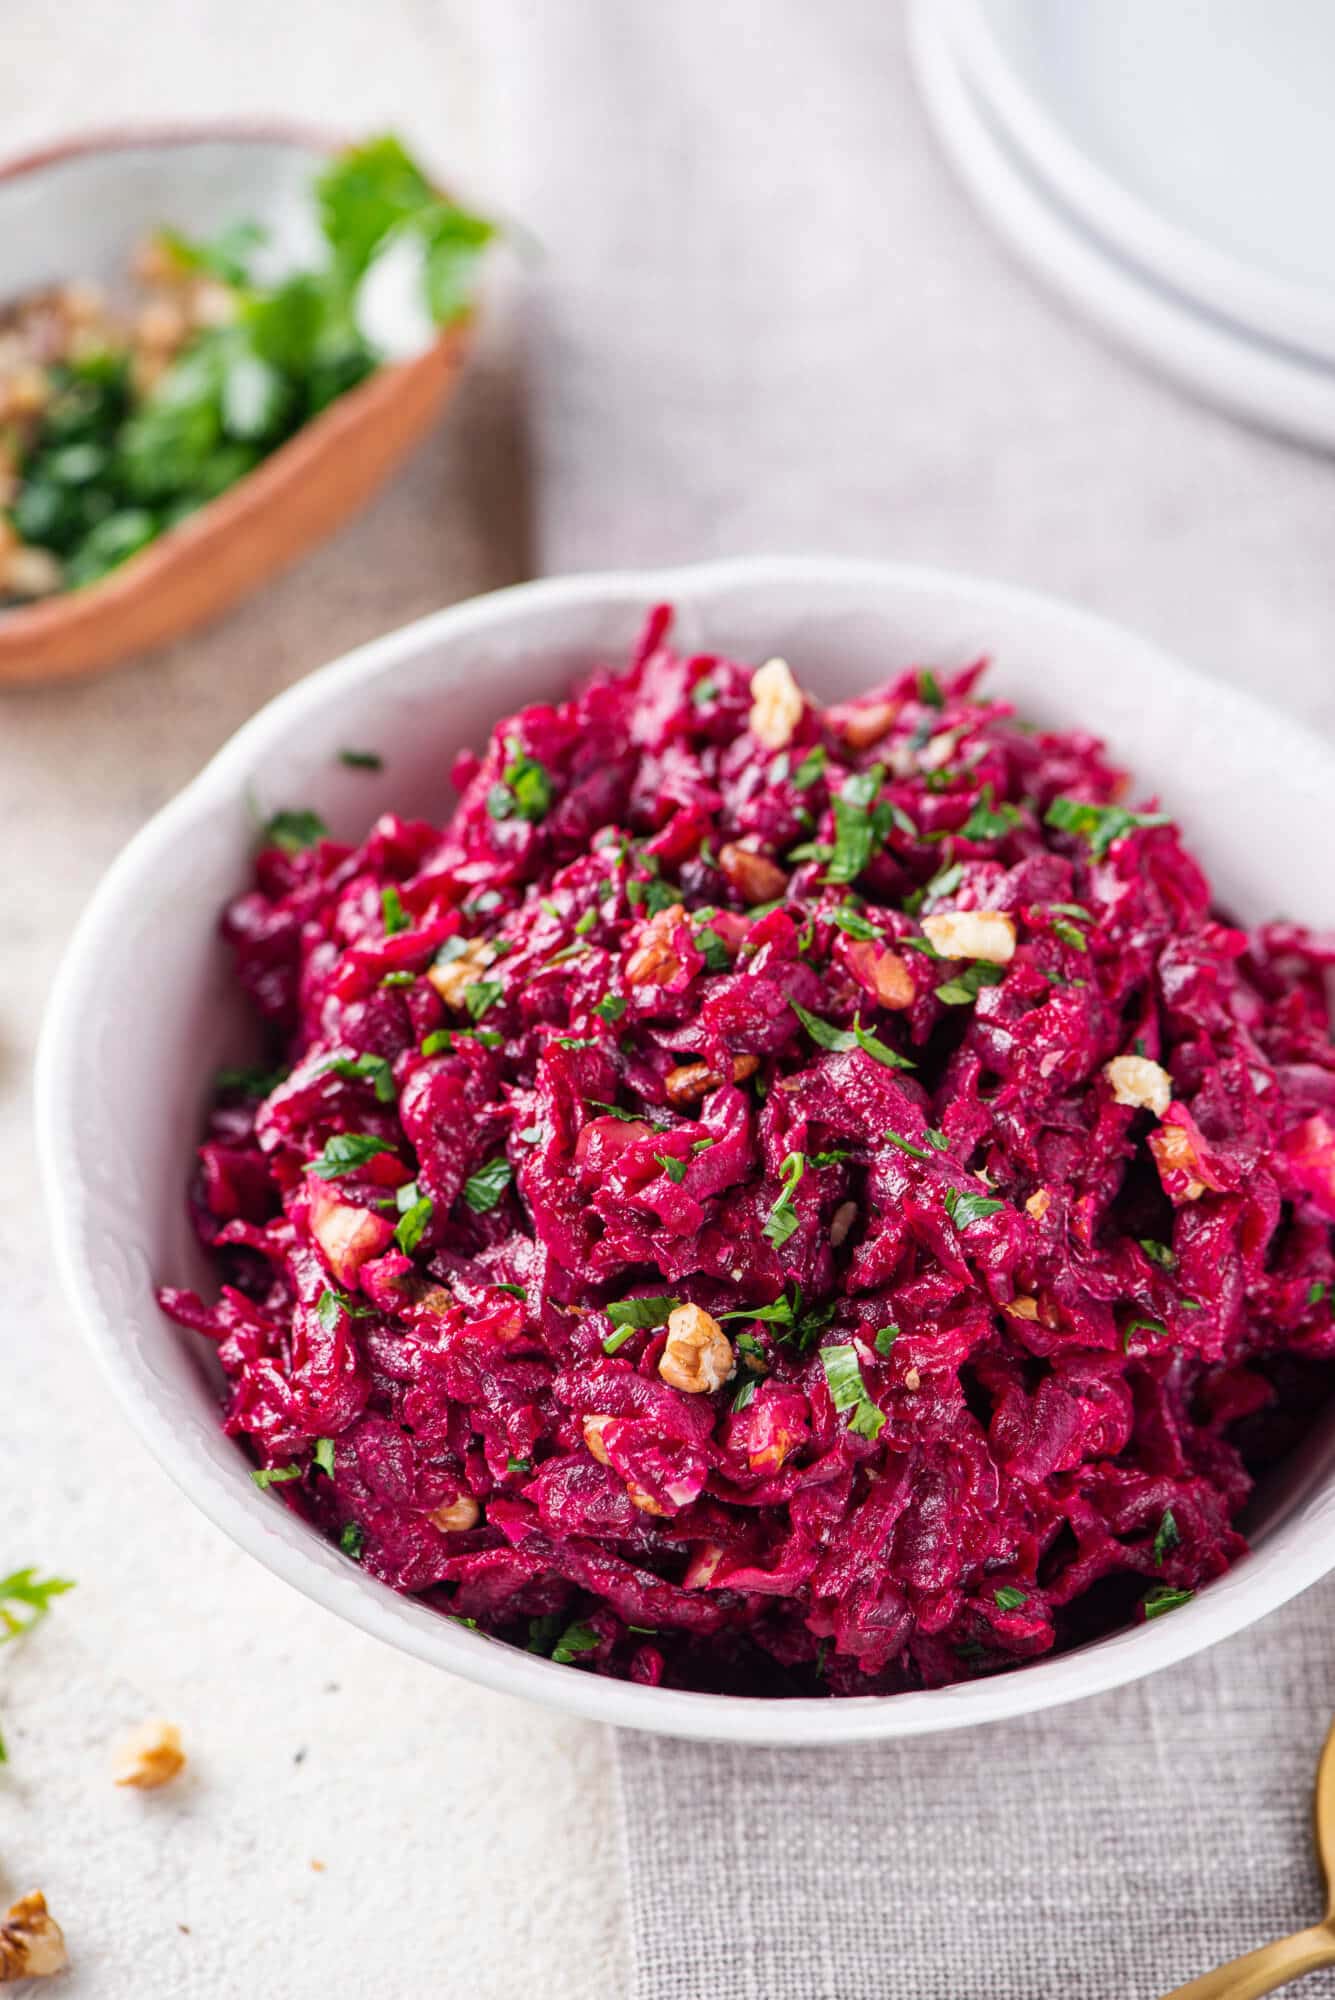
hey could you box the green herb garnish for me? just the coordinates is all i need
[1142,1584,1193,1619]
[820,1344,885,1440]
[338,747,383,770]
[1153,1510,1179,1566]
[308,1133,395,1179]
[763,1151,806,1248]
[313,1438,337,1477]
[251,1464,302,1489]
[319,1052,396,1103]
[1045,796,1172,859]
[462,1156,512,1214]
[607,1296,680,1330]
[993,1586,1028,1611]
[262,807,328,854]
[943,1186,1005,1230]
[0,1569,75,1645]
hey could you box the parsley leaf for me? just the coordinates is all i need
[394,1192,434,1255]
[655,1153,688,1184]
[215,1063,288,1098]
[960,784,1021,842]
[793,744,827,789]
[826,764,886,884]
[421,1029,454,1057]
[252,1464,302,1489]
[381,885,409,935]
[0,1569,75,1645]
[874,1324,899,1355]
[594,992,626,1023]
[1051,916,1089,952]
[339,1522,365,1560]
[935,961,1006,1006]
[732,1378,757,1412]
[1307,1280,1330,1307]
[308,1133,395,1179]
[830,903,883,941]
[1045,796,1172,859]
[1142,1584,1193,1619]
[464,980,503,1022]
[551,1620,600,1665]
[820,1344,885,1440]
[313,1437,337,1477]
[319,1052,396,1103]
[262,807,328,854]
[462,1156,512,1213]
[1153,1509,1179,1566]
[763,1151,805,1248]
[993,1586,1028,1611]
[339,747,383,770]
[944,1186,1005,1230]
[607,1296,679,1330]
[917,668,945,708]
[1139,1238,1178,1271]
[791,1001,915,1071]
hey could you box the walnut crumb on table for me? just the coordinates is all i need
[112,1717,185,1789]
[0,1891,68,1981]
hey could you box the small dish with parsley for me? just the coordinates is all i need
[0,127,492,679]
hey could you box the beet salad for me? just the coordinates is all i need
[161,609,1335,1697]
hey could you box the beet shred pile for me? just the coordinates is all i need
[161,610,1335,1696]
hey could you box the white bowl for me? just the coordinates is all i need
[35,557,1335,1745]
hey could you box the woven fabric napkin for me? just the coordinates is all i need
[479,5,1335,1994]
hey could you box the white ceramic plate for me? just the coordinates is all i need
[950,0,1335,368]
[908,1,1335,451]
[35,558,1335,1746]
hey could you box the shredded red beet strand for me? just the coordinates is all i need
[161,610,1335,1696]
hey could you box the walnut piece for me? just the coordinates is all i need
[0,1892,67,1982]
[747,657,805,750]
[583,1414,614,1465]
[845,939,915,1009]
[426,946,488,1009]
[921,909,1017,964]
[664,1053,760,1107]
[1025,1188,1052,1220]
[829,1200,859,1247]
[1104,1054,1173,1119]
[624,904,686,987]
[428,1494,480,1533]
[839,699,899,750]
[659,1304,735,1395]
[717,843,787,904]
[113,1718,185,1790]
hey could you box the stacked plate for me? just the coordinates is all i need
[908,0,1335,449]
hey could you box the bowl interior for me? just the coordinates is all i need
[38,559,1335,1743]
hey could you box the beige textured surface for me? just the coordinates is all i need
[1,6,622,1996]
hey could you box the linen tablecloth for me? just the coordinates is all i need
[479,5,1335,1994]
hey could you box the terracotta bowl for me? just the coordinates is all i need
[0,126,477,687]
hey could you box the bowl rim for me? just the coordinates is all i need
[35,554,1335,1744]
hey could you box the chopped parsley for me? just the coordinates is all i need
[487,738,554,823]
[339,1522,366,1560]
[826,763,888,884]
[960,784,1021,842]
[506,1455,532,1475]
[595,985,625,1023]
[732,1378,757,1412]
[691,676,718,708]
[874,1324,899,1355]
[1051,916,1089,952]
[381,885,409,935]
[464,980,504,1022]
[935,961,1006,1007]
[885,1130,931,1163]
[313,1438,337,1477]
[763,1151,805,1248]
[607,1296,679,1330]
[1153,1509,1179,1566]
[654,1153,688,1184]
[338,747,383,770]
[308,1133,395,1179]
[1142,1584,1193,1619]
[215,1063,289,1098]
[1045,795,1172,859]
[252,1463,302,1489]
[820,1344,885,1440]
[993,1586,1028,1612]
[830,903,883,941]
[1139,1238,1178,1271]
[0,1569,75,1644]
[462,1156,513,1213]
[790,1001,915,1071]
[394,1191,434,1255]
[574,908,597,935]
[551,1621,600,1665]
[694,926,732,975]
[261,807,328,854]
[917,668,945,708]
[380,970,415,988]
[319,1052,396,1103]
[1124,1315,1170,1348]
[421,1029,454,1057]
[944,1186,1005,1230]
[1308,1280,1331,1307]
[793,744,827,789]
[923,861,964,901]
[315,1286,377,1330]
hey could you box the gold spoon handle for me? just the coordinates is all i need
[1160,1924,1335,1999]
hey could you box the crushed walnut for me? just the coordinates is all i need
[112,1717,185,1790]
[747,657,804,749]
[921,909,1017,964]
[659,1304,735,1395]
[0,1892,67,1982]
